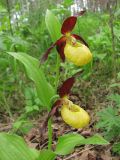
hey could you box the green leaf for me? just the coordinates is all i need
[13,119,33,134]
[45,10,61,42]
[112,142,120,155]
[55,133,85,155]
[110,83,120,88]
[96,106,120,130]
[108,94,120,106]
[94,53,107,60]
[7,52,55,109]
[96,106,120,140]
[0,58,9,68]
[55,133,109,155]
[8,36,29,47]
[37,150,56,160]
[79,134,109,145]
[62,0,74,7]
[0,39,6,50]
[0,132,39,160]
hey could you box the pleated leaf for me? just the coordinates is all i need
[55,133,85,155]
[55,133,109,155]
[37,150,56,160]
[8,52,55,109]
[45,9,61,42]
[79,134,109,145]
[0,132,39,160]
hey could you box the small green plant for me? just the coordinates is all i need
[12,87,42,134]
[24,87,42,115]
[12,119,33,135]
[96,93,120,155]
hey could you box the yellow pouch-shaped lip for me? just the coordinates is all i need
[64,42,92,66]
[61,103,90,129]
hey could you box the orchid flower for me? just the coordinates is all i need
[42,72,90,131]
[41,11,92,66]
[58,74,90,129]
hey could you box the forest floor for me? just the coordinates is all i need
[0,72,120,160]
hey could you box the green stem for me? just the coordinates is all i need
[14,59,18,81]
[55,54,60,92]
[47,54,61,150]
[77,18,81,36]
[2,91,13,119]
[48,118,52,150]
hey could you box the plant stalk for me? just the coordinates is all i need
[48,118,52,150]
[6,0,13,36]
[2,91,13,119]
[55,54,61,92]
[47,54,61,150]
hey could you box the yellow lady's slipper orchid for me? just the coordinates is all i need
[61,99,90,128]
[41,12,93,67]
[64,37,92,66]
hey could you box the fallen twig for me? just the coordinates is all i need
[63,146,95,160]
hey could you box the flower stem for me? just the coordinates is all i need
[55,54,60,92]
[48,54,61,150]
[48,118,52,150]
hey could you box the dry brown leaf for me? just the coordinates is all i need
[79,150,96,160]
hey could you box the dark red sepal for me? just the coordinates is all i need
[58,70,84,97]
[40,41,57,64]
[56,36,66,61]
[72,34,89,47]
[61,16,77,35]
[58,77,75,98]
